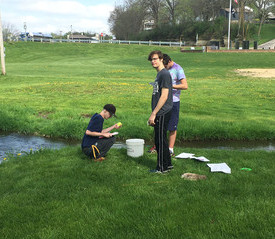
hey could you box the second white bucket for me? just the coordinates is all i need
[126,139,145,157]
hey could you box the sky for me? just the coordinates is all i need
[1,0,122,35]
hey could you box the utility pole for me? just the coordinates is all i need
[0,10,6,75]
[24,22,27,41]
[227,0,232,49]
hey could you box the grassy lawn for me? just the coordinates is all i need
[0,42,274,238]
[0,42,274,141]
[0,146,274,238]
[256,23,275,44]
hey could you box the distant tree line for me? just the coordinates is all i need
[108,0,275,41]
[2,22,19,41]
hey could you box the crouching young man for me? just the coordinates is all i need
[81,104,121,161]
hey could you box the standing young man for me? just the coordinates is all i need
[81,104,121,161]
[148,51,173,173]
[148,54,188,156]
[163,54,188,156]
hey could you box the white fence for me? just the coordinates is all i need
[15,37,185,47]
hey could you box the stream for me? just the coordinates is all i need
[0,133,274,164]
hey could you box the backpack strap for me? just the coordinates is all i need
[91,145,100,159]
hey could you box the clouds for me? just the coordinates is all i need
[1,0,115,34]
[24,1,112,18]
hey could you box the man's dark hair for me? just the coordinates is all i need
[103,104,116,117]
[163,54,172,65]
[148,50,163,61]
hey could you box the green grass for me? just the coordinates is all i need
[0,42,274,238]
[0,42,274,141]
[256,23,275,44]
[0,146,274,238]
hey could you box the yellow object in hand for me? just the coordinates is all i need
[117,122,122,127]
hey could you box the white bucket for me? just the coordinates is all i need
[126,139,145,157]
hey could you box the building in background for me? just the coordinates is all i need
[19,32,52,41]
[220,7,253,21]
[142,18,155,31]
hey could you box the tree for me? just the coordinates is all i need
[236,0,255,40]
[2,22,19,41]
[142,0,163,27]
[175,0,196,22]
[108,5,127,39]
[189,0,228,21]
[163,0,180,25]
[251,0,275,36]
[108,0,147,39]
[108,0,263,41]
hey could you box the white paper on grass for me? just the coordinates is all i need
[191,156,210,162]
[175,153,195,159]
[112,132,119,135]
[207,163,231,174]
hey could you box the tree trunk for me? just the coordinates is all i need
[257,16,265,36]
[238,0,247,41]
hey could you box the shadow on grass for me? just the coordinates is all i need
[124,151,157,170]
[76,143,156,167]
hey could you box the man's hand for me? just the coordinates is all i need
[148,112,156,126]
[114,123,122,129]
[148,88,168,127]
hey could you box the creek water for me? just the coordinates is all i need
[0,133,74,163]
[0,133,274,164]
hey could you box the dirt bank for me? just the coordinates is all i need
[236,69,275,78]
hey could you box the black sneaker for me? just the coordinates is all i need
[168,165,174,170]
[149,169,169,174]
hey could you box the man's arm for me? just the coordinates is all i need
[101,123,121,133]
[173,78,188,90]
[148,88,169,126]
[85,130,113,138]
[102,125,116,133]
[86,123,121,138]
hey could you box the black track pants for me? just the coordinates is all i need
[154,110,172,172]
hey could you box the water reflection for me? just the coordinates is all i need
[0,133,75,163]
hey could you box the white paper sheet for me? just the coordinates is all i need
[175,152,195,159]
[191,156,210,162]
[111,132,119,135]
[207,163,231,174]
